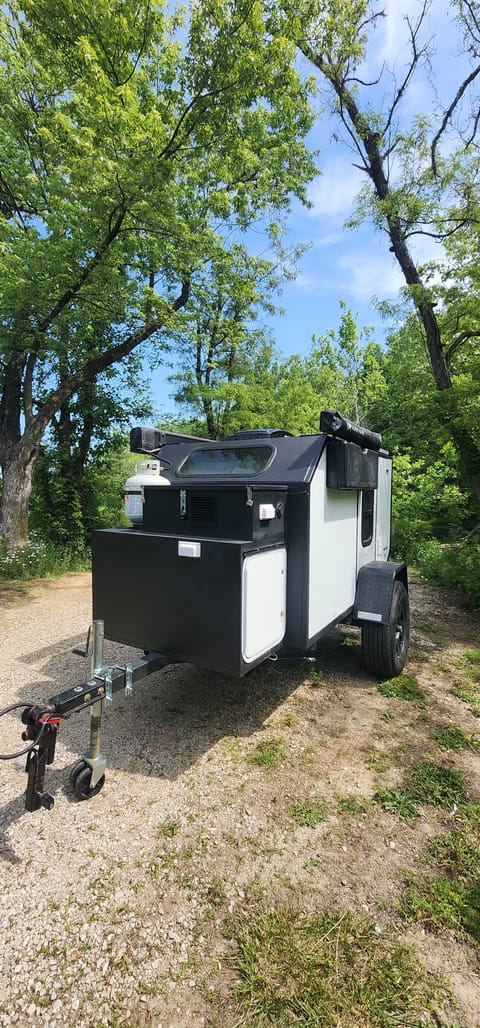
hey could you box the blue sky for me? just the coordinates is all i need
[155,0,462,415]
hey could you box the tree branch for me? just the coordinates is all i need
[431,62,480,175]
[445,328,480,364]
[28,278,190,447]
[384,3,431,138]
[35,206,126,337]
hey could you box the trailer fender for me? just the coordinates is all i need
[353,562,408,625]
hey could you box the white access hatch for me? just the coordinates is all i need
[241,548,287,663]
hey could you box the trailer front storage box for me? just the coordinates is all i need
[93,482,287,677]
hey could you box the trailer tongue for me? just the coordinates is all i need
[0,411,409,812]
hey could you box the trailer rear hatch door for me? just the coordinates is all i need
[241,548,287,662]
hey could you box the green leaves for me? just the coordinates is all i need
[0,0,318,546]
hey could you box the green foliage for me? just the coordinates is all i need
[226,906,451,1025]
[391,447,473,563]
[337,796,369,815]
[0,537,89,580]
[0,0,317,548]
[246,738,286,770]
[30,437,134,549]
[414,539,480,610]
[405,761,466,808]
[402,873,480,947]
[450,681,480,716]
[373,788,420,824]
[435,725,479,752]
[158,819,181,839]
[366,751,391,773]
[170,299,389,439]
[289,796,327,827]
[378,674,426,703]
[402,819,480,949]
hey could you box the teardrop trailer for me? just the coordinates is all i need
[1,411,409,812]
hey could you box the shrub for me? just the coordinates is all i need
[415,539,480,610]
[0,538,90,581]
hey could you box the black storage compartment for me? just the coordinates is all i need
[143,484,287,545]
[92,529,283,677]
[326,438,378,490]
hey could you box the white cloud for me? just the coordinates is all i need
[307,159,364,220]
[286,245,404,304]
[361,0,456,115]
[290,272,317,291]
[368,0,452,65]
[337,250,404,303]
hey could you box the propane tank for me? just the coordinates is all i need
[123,460,170,526]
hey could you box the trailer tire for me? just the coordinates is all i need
[70,760,105,801]
[361,581,409,679]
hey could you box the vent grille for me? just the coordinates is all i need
[190,494,216,523]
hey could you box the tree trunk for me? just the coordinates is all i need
[0,448,37,551]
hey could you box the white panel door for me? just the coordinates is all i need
[242,548,287,663]
[308,453,358,638]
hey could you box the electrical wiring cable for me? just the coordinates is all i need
[0,702,50,760]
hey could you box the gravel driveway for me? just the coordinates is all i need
[1,572,479,1027]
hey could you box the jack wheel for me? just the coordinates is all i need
[69,760,105,801]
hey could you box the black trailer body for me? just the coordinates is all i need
[92,420,405,678]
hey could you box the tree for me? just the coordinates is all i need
[30,355,153,550]
[170,295,387,437]
[0,0,316,549]
[309,300,386,426]
[282,0,480,506]
[167,244,284,439]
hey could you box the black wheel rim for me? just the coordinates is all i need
[395,603,407,658]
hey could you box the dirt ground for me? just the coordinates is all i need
[0,571,479,1026]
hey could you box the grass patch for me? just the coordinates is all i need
[402,817,480,950]
[402,875,480,949]
[373,788,420,824]
[337,796,369,816]
[225,907,452,1026]
[451,682,480,716]
[448,648,480,715]
[378,673,426,703]
[308,669,324,687]
[434,724,479,752]
[366,750,391,773]
[405,761,466,808]
[289,796,327,828]
[247,738,286,770]
[418,622,444,639]
[158,818,181,838]
[0,580,31,605]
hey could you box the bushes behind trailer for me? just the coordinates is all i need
[391,449,480,609]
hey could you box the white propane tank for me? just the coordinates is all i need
[124,460,170,525]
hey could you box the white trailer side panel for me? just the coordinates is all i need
[242,547,287,662]
[375,456,392,560]
[308,452,358,638]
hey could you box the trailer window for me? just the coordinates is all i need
[361,489,375,546]
[178,446,273,477]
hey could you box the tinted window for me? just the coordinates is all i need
[361,489,375,546]
[178,446,273,477]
